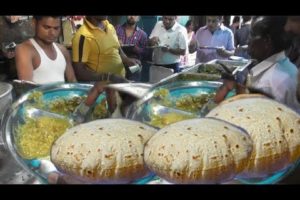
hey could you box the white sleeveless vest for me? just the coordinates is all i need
[30,38,66,84]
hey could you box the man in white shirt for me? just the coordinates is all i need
[247,51,299,111]
[15,16,77,84]
[215,16,300,113]
[284,16,300,103]
[148,16,188,73]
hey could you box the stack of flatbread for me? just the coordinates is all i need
[50,94,300,184]
[144,118,253,184]
[51,119,156,183]
[206,94,300,178]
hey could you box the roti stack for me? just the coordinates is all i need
[51,119,157,183]
[206,94,300,178]
[144,118,253,184]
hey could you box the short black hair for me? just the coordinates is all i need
[252,16,291,52]
[33,16,61,21]
[242,16,252,23]
[232,16,240,23]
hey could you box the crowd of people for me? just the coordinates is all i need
[2,15,300,111]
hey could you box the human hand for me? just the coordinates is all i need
[150,37,160,46]
[161,45,170,52]
[220,68,248,96]
[216,46,228,57]
[132,45,140,54]
[214,78,236,104]
[235,45,248,55]
[188,40,198,53]
[220,71,237,90]
[221,71,235,81]
[223,79,236,91]
[123,57,141,67]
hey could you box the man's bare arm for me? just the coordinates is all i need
[119,47,141,67]
[15,42,34,81]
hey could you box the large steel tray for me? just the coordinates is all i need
[184,59,252,74]
[1,83,155,184]
[126,81,224,127]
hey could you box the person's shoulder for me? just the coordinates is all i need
[235,27,242,34]
[221,25,233,33]
[115,24,122,30]
[137,26,147,36]
[154,20,163,28]
[55,43,72,59]
[175,23,187,32]
[197,26,207,32]
[282,56,298,71]
[74,24,94,38]
[15,39,35,58]
[16,39,33,50]
[107,22,116,30]
[55,42,68,52]
[106,23,117,35]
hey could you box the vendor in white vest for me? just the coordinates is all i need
[148,16,188,73]
[15,16,77,84]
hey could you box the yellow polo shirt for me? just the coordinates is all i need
[72,19,125,77]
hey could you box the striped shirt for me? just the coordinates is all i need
[115,23,148,59]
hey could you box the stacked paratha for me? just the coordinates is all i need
[144,118,253,184]
[51,119,156,183]
[206,94,300,178]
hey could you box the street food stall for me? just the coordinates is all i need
[1,57,300,184]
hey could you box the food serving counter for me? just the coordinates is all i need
[1,59,300,184]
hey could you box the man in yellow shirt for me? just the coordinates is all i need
[72,16,140,82]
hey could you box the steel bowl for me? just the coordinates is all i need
[126,80,229,129]
[0,82,13,126]
[2,82,156,184]
[1,83,107,183]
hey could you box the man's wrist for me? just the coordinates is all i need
[222,83,233,91]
